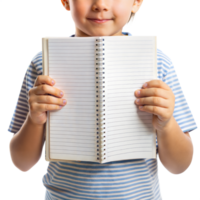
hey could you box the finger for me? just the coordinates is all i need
[142,80,171,91]
[35,95,67,106]
[135,88,170,99]
[34,75,55,87]
[139,105,167,117]
[135,97,168,108]
[31,103,63,112]
[35,84,64,98]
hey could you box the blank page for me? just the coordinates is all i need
[48,38,97,162]
[104,36,157,162]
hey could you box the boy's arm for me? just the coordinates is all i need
[157,116,193,174]
[9,112,45,172]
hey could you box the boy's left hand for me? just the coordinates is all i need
[134,80,175,132]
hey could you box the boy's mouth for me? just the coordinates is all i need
[87,18,111,24]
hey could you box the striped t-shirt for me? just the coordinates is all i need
[8,32,197,200]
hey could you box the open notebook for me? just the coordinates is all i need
[42,36,157,163]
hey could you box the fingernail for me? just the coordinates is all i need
[143,83,148,88]
[63,100,66,104]
[60,92,63,96]
[136,99,140,103]
[137,90,140,95]
[52,80,55,85]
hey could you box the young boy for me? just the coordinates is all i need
[9,0,197,199]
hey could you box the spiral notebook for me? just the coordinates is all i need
[42,36,157,163]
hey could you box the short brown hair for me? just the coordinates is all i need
[128,12,135,23]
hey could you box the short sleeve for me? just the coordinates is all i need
[8,52,43,134]
[157,49,197,133]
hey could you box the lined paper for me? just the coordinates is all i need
[45,36,157,163]
[104,37,157,162]
[48,38,97,162]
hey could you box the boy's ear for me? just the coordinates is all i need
[131,0,143,14]
[61,0,70,11]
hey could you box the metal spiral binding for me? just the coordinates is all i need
[95,37,107,162]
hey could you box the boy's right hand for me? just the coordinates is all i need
[28,75,67,125]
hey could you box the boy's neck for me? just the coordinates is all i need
[72,33,128,37]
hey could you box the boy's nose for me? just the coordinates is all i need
[92,0,109,12]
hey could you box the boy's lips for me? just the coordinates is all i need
[87,18,111,24]
[89,18,110,20]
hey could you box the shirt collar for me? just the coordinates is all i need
[69,31,134,37]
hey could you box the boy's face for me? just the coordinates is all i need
[62,0,143,37]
